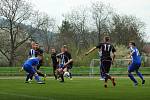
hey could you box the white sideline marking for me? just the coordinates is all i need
[0,92,54,100]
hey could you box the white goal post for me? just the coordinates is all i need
[89,58,131,77]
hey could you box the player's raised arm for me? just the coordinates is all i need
[64,59,73,67]
[85,47,97,56]
[111,45,116,63]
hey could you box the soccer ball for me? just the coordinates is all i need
[63,72,70,78]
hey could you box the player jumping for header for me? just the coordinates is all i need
[128,41,145,86]
[85,36,116,88]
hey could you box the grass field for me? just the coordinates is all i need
[0,67,150,76]
[0,77,150,100]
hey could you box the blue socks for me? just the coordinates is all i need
[136,71,144,81]
[128,73,137,83]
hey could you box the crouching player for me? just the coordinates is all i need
[21,56,45,84]
[128,42,145,86]
[56,47,73,82]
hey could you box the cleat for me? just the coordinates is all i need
[104,84,107,88]
[134,83,138,86]
[60,80,64,83]
[112,78,116,86]
[142,80,145,85]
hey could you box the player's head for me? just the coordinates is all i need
[35,43,39,49]
[31,41,36,49]
[61,47,65,53]
[129,41,136,47]
[63,45,68,52]
[51,48,56,53]
[103,36,110,42]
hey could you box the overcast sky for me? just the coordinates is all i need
[31,0,150,41]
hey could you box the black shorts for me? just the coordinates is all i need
[53,65,58,70]
[101,59,112,73]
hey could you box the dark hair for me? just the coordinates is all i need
[104,36,110,42]
[63,45,68,48]
[129,41,136,46]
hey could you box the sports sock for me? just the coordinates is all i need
[128,73,137,83]
[69,72,72,78]
[26,74,30,81]
[60,74,64,82]
[136,71,144,81]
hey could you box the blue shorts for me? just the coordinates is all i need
[23,64,36,74]
[58,64,64,68]
[128,63,141,72]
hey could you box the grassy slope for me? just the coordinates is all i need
[0,77,150,100]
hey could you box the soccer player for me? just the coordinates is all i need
[85,36,116,88]
[128,41,145,86]
[51,48,59,80]
[29,41,37,58]
[34,43,46,79]
[56,47,73,82]
[63,45,73,80]
[27,42,46,81]
[21,56,45,84]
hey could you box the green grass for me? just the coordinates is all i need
[0,67,150,76]
[0,77,150,100]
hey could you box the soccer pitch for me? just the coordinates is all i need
[0,77,150,100]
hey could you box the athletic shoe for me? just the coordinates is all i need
[60,80,64,83]
[134,83,138,86]
[142,80,145,85]
[104,84,107,88]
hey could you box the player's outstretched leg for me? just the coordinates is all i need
[34,73,45,84]
[136,70,145,85]
[37,70,46,81]
[128,72,138,86]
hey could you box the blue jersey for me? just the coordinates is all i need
[130,47,141,64]
[24,57,40,67]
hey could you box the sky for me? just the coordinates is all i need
[31,0,150,41]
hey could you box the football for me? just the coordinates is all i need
[63,72,70,78]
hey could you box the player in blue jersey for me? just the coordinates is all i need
[128,41,145,86]
[21,56,45,84]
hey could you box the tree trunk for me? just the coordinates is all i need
[9,20,15,67]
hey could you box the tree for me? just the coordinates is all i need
[63,7,90,54]
[33,12,56,53]
[58,20,74,46]
[110,14,145,50]
[0,0,46,66]
[91,1,113,42]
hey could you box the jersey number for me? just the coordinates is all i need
[104,44,111,51]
